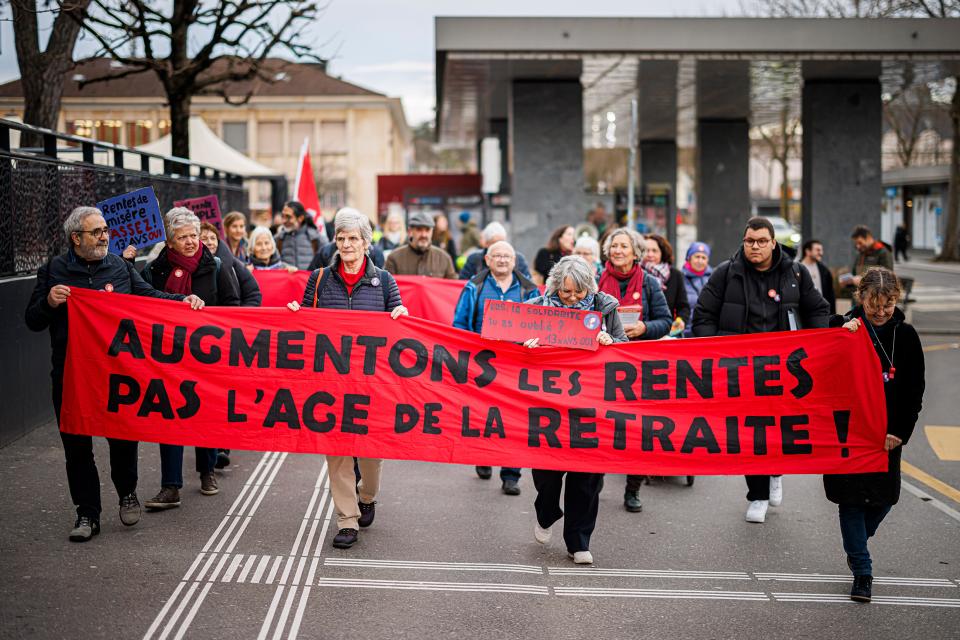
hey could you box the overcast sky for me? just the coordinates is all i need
[0,0,745,126]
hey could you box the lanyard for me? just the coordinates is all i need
[865,320,897,381]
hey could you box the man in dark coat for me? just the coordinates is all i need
[25,206,204,542]
[693,217,830,524]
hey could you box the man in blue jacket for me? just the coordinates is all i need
[452,240,538,495]
[25,206,204,542]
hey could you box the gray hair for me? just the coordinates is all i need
[574,235,600,260]
[545,255,598,297]
[165,207,201,235]
[63,206,103,241]
[481,221,507,244]
[602,227,645,264]
[334,207,373,246]
[248,226,276,253]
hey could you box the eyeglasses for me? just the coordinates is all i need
[488,254,513,261]
[743,238,771,248]
[77,227,110,238]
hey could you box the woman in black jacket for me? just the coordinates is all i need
[643,233,689,335]
[142,208,240,510]
[828,266,924,603]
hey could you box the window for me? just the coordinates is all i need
[222,122,248,153]
[126,120,153,147]
[319,121,347,153]
[289,121,313,154]
[320,181,347,211]
[258,121,283,155]
[95,119,122,144]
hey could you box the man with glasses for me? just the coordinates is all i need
[452,240,538,494]
[25,206,204,542]
[692,216,829,524]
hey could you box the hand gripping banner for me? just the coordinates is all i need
[61,288,889,475]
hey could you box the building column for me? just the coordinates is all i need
[509,79,583,262]
[696,61,750,262]
[801,62,882,268]
[637,61,678,253]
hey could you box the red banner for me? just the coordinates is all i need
[252,270,465,323]
[61,288,888,475]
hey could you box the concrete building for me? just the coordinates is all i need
[0,58,413,218]
[435,17,960,267]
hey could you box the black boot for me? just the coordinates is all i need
[623,490,643,513]
[850,575,873,602]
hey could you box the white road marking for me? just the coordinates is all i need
[222,554,244,583]
[208,553,232,582]
[324,557,544,574]
[251,555,272,584]
[772,592,960,607]
[553,587,769,601]
[265,556,285,584]
[549,567,750,580]
[755,572,956,588]
[172,582,213,640]
[901,480,960,523]
[314,577,549,595]
[256,585,286,640]
[237,555,258,583]
[287,587,312,640]
[271,585,300,640]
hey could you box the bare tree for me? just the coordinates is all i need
[752,62,802,223]
[78,0,323,159]
[7,0,91,143]
[882,64,936,168]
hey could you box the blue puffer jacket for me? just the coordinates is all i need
[301,255,401,312]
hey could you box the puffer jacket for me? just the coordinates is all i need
[525,292,628,343]
[276,225,325,270]
[215,239,261,307]
[823,307,924,506]
[301,255,402,312]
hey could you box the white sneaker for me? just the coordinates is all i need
[769,477,783,506]
[745,500,769,523]
[534,523,552,544]
[568,551,593,564]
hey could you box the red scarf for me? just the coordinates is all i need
[163,248,203,295]
[338,257,366,295]
[598,261,645,305]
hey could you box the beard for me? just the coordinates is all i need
[84,243,109,260]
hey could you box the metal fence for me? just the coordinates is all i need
[0,119,249,277]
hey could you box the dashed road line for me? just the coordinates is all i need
[553,586,768,601]
[771,592,960,607]
[324,557,544,574]
[755,573,956,588]
[313,577,550,595]
[548,567,750,580]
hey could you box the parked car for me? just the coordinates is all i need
[762,215,801,249]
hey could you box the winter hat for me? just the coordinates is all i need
[459,211,472,224]
[686,241,711,261]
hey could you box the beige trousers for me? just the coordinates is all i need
[326,455,382,530]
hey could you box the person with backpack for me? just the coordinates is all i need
[692,217,830,524]
[141,208,240,511]
[275,200,327,270]
[286,207,408,550]
[452,240,538,495]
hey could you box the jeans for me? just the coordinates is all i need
[159,444,217,488]
[54,380,138,520]
[838,503,892,576]
[532,469,604,553]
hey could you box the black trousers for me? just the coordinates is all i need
[54,379,138,520]
[746,475,770,501]
[625,474,644,492]
[532,469,604,553]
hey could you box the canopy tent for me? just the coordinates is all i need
[134,115,276,177]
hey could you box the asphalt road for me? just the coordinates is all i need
[2,259,958,640]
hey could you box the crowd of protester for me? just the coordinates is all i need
[26,199,923,603]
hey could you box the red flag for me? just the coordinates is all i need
[293,138,321,220]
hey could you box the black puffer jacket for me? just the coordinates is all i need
[25,250,184,381]
[823,307,925,506]
[215,239,261,307]
[143,245,241,307]
[692,244,829,336]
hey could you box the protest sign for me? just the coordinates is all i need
[251,270,465,322]
[174,195,223,237]
[96,186,165,255]
[61,288,888,476]
[481,299,601,351]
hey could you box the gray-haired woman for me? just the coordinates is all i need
[142,208,240,511]
[523,256,626,565]
[287,207,408,551]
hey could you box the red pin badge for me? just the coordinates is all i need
[768,288,780,302]
[174,268,184,278]
[104,283,114,293]
[632,292,641,300]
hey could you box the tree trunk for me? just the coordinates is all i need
[779,156,790,223]
[938,77,960,261]
[168,92,192,166]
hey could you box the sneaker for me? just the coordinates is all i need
[332,528,359,549]
[745,499,769,523]
[144,486,181,510]
[215,450,231,469]
[850,575,873,602]
[769,476,783,506]
[200,473,219,496]
[475,466,492,480]
[69,516,100,542]
[534,523,552,544]
[623,490,643,513]
[358,501,376,528]
[502,479,521,496]
[568,551,593,565]
[119,492,141,526]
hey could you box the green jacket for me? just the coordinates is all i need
[852,241,893,276]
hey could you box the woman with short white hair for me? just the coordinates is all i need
[522,256,626,565]
[287,207,408,550]
[142,207,240,511]
[247,226,297,272]
[573,235,601,277]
